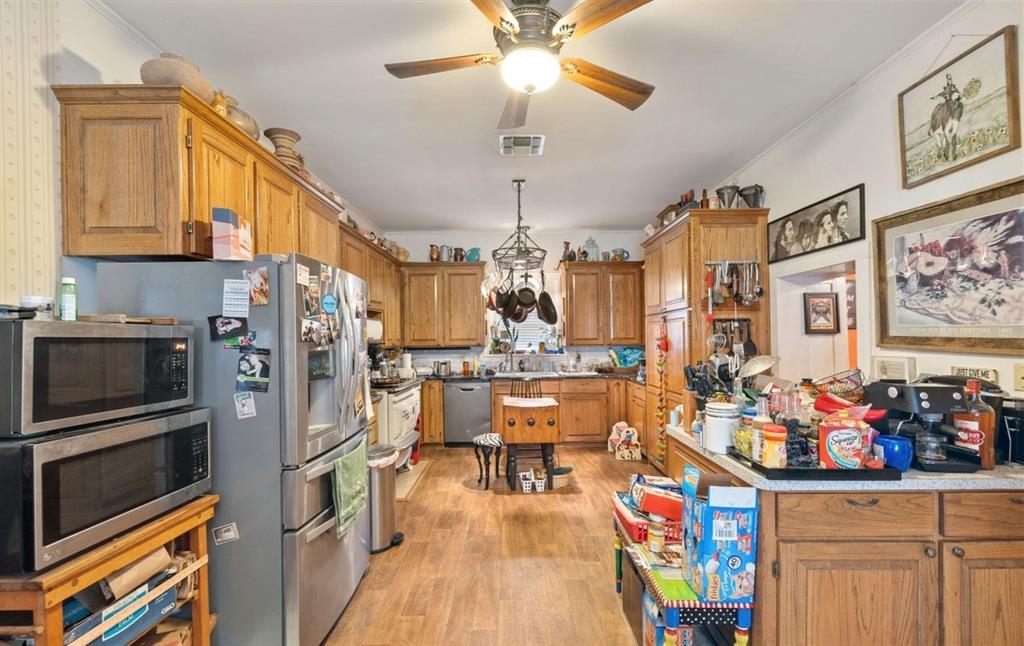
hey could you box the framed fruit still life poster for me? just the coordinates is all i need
[873,176,1024,355]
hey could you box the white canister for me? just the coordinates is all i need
[704,402,740,454]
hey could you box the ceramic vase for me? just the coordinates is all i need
[225,95,259,140]
[140,53,214,103]
[453,247,465,262]
[264,128,302,168]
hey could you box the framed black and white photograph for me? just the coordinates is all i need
[804,292,840,335]
[898,25,1020,189]
[768,184,865,263]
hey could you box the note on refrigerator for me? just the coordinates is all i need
[222,279,250,318]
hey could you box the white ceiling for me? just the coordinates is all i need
[106,0,959,232]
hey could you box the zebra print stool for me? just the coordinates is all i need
[472,433,503,490]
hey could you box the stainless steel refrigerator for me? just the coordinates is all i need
[99,254,371,646]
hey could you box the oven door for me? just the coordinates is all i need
[29,408,212,569]
[9,320,193,436]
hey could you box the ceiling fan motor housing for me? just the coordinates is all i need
[495,4,565,57]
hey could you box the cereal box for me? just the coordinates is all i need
[681,465,758,604]
[818,410,871,469]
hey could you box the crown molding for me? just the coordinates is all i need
[81,0,163,55]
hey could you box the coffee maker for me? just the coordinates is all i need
[864,381,980,472]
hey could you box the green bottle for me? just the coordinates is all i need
[59,277,77,321]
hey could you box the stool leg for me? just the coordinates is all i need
[474,445,483,485]
[494,446,502,479]
[483,447,492,490]
[542,443,555,490]
[507,446,517,491]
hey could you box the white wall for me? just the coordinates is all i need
[721,0,1024,394]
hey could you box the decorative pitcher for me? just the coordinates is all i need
[429,244,440,262]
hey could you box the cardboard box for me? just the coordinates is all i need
[64,570,177,646]
[212,208,253,261]
[641,589,695,646]
[681,465,758,603]
[631,483,683,521]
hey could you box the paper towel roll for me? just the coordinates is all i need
[366,319,383,343]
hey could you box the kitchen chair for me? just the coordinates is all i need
[503,379,557,491]
[472,433,503,490]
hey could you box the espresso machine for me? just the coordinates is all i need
[864,381,980,472]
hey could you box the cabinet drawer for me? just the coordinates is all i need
[562,379,607,394]
[776,493,937,539]
[540,380,561,395]
[491,380,512,395]
[942,492,1024,538]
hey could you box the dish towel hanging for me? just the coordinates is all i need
[331,436,368,538]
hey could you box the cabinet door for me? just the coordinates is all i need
[383,263,402,346]
[253,160,298,255]
[566,266,605,345]
[629,389,646,453]
[942,540,1024,646]
[665,436,685,480]
[645,316,664,390]
[645,386,663,466]
[444,267,484,346]
[339,230,368,279]
[607,379,627,428]
[661,222,689,311]
[664,309,689,396]
[779,541,939,646]
[192,118,254,257]
[421,380,445,444]
[402,268,444,347]
[60,102,188,256]
[560,392,609,443]
[606,266,643,344]
[365,252,388,311]
[298,192,340,265]
[644,244,663,314]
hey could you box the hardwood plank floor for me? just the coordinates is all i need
[326,445,656,646]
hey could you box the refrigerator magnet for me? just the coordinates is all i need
[296,263,310,287]
[222,279,250,318]
[209,315,249,341]
[300,317,325,346]
[224,331,256,349]
[234,392,257,419]
[320,263,331,284]
[236,348,271,393]
[244,267,270,306]
[322,293,337,315]
[212,523,240,546]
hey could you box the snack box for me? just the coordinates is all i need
[212,207,253,261]
[818,416,870,469]
[681,465,758,604]
[65,570,176,646]
[630,483,683,521]
[630,474,683,494]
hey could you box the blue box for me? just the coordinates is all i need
[681,465,759,604]
[64,570,177,646]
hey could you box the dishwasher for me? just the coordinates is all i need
[443,380,491,446]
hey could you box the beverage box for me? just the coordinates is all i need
[681,465,758,604]
[64,570,177,646]
[212,207,253,261]
[630,483,684,521]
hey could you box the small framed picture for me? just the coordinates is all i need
[804,292,840,335]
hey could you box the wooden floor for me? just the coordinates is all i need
[326,445,656,646]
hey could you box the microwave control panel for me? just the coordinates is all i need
[190,425,209,480]
[170,339,189,393]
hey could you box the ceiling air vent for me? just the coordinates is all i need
[498,134,545,156]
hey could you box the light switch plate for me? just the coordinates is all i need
[1015,363,1024,392]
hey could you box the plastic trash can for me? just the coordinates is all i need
[367,444,404,553]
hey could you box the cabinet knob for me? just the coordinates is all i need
[952,546,966,558]
[506,419,516,428]
[527,417,536,427]
[845,497,880,508]
[1012,497,1024,505]
[547,418,556,427]
[924,546,937,558]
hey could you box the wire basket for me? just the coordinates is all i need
[814,368,865,403]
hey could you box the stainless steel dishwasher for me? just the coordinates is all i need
[443,380,491,446]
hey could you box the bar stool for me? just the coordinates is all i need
[472,433,503,490]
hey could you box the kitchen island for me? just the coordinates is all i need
[664,425,1024,646]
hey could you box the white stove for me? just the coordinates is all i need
[372,379,421,464]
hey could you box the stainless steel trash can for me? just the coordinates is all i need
[368,444,403,553]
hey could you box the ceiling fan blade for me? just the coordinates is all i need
[498,91,530,129]
[561,58,654,110]
[469,0,519,34]
[385,53,498,79]
[553,0,652,41]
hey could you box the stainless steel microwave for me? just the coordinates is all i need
[0,408,212,574]
[0,320,193,436]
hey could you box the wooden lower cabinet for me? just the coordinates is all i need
[421,380,444,444]
[627,384,646,453]
[644,386,662,470]
[778,541,939,646]
[560,380,609,443]
[607,379,627,428]
[941,540,1024,646]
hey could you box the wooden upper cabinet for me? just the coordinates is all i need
[644,245,663,314]
[55,95,188,256]
[297,190,340,266]
[942,540,1024,646]
[779,541,939,646]
[402,267,444,347]
[383,263,402,347]
[661,221,689,311]
[664,309,689,396]
[365,252,389,311]
[443,266,485,346]
[606,265,643,344]
[253,160,299,255]
[340,229,368,280]
[191,117,254,256]
[565,265,604,345]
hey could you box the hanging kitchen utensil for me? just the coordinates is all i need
[500,288,520,319]
[536,270,558,325]
[510,304,529,323]
[741,263,754,306]
[743,319,757,357]
[706,267,715,323]
[738,184,765,208]
[713,263,725,305]
[753,263,764,298]
[738,354,779,379]
[716,184,739,209]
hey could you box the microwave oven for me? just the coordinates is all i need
[0,320,193,436]
[0,408,212,574]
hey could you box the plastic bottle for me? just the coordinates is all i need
[59,277,77,321]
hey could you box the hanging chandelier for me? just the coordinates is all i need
[492,179,546,271]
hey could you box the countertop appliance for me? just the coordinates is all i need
[374,379,421,466]
[443,380,491,446]
[0,408,211,574]
[98,254,371,646]
[0,320,193,436]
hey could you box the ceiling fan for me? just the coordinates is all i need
[384,0,655,129]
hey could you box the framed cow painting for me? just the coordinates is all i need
[898,25,1019,189]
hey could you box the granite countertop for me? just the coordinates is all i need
[665,424,1024,492]
[426,373,641,382]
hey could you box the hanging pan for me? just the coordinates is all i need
[536,270,558,325]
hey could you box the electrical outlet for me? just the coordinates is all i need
[1015,363,1024,392]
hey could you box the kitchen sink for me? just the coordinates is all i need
[493,371,560,378]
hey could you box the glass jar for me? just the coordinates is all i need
[762,424,788,468]
[583,237,600,262]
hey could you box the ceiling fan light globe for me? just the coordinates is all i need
[500,45,560,94]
